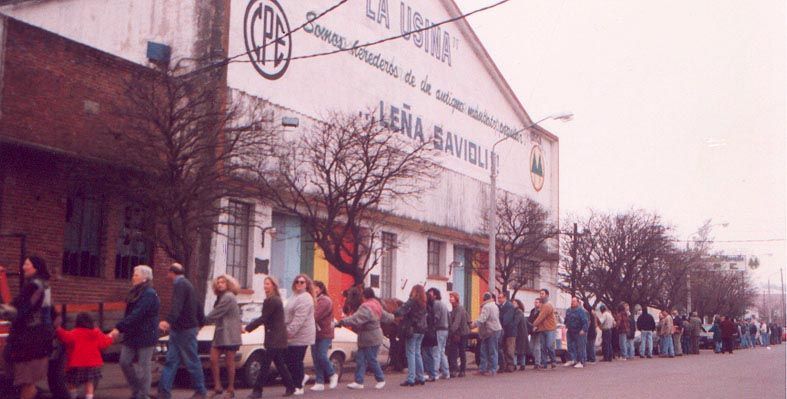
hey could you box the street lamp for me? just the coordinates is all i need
[488,112,573,293]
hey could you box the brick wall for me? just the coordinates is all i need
[0,19,180,316]
[0,18,138,163]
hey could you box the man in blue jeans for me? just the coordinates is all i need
[636,305,656,358]
[532,289,557,369]
[158,263,207,399]
[564,296,588,368]
[473,292,502,375]
[427,288,450,380]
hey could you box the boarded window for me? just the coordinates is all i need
[380,232,397,298]
[226,201,252,288]
[63,195,103,277]
[114,203,149,280]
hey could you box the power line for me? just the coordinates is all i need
[233,0,512,64]
[670,238,786,244]
[185,0,350,77]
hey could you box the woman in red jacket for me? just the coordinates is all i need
[55,312,113,399]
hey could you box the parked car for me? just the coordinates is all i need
[699,324,714,349]
[154,301,377,387]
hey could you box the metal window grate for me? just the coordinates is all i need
[63,196,103,278]
[380,232,397,298]
[226,201,252,288]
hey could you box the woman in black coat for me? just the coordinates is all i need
[513,300,529,371]
[395,284,428,387]
[5,256,55,399]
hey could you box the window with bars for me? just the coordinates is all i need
[63,195,103,277]
[114,202,149,279]
[427,239,444,277]
[226,201,252,288]
[380,232,397,298]
[514,259,539,290]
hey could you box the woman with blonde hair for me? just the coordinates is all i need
[245,276,295,398]
[395,284,428,387]
[206,275,242,398]
[285,274,316,395]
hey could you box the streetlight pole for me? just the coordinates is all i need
[487,112,572,294]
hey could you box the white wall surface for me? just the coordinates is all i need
[1,0,197,65]
[226,0,558,218]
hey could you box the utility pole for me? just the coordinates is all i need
[488,153,497,294]
[570,223,578,296]
[781,268,786,326]
[685,241,692,314]
[766,279,771,323]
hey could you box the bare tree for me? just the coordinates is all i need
[255,111,437,286]
[691,265,757,319]
[469,194,554,300]
[559,209,676,308]
[99,60,275,298]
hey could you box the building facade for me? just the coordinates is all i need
[1,0,561,318]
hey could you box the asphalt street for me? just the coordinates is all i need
[90,344,786,399]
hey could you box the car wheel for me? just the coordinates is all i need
[243,350,265,388]
[329,352,344,383]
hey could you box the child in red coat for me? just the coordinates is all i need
[56,312,114,399]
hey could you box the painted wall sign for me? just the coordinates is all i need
[227,0,557,212]
[243,0,292,80]
[530,144,545,192]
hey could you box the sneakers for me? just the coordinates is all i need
[293,388,304,396]
[328,373,339,389]
[563,361,576,367]
[573,363,584,368]
[310,384,325,392]
[374,381,386,389]
[347,382,364,390]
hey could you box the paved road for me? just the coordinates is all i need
[93,344,786,398]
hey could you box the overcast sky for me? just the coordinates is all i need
[455,0,787,284]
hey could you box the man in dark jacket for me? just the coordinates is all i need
[111,265,160,399]
[158,263,207,399]
[497,291,517,372]
[447,292,469,377]
[636,305,656,358]
[719,315,737,354]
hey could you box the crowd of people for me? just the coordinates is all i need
[2,256,784,399]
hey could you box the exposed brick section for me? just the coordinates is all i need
[0,19,180,317]
[0,18,137,163]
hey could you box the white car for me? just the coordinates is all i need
[154,302,389,387]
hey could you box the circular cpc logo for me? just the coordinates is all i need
[243,0,292,80]
[530,145,545,192]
